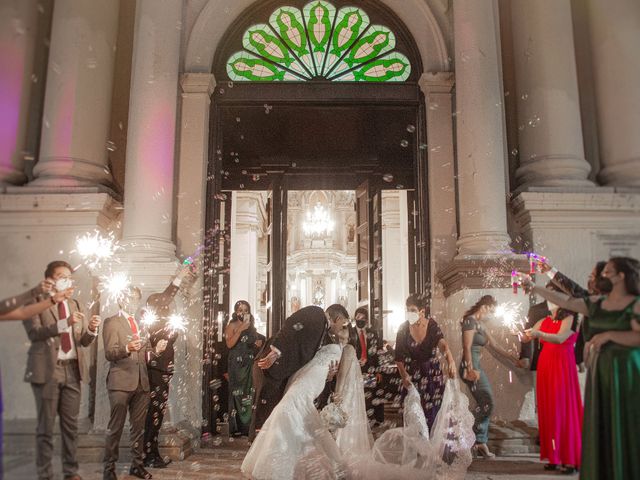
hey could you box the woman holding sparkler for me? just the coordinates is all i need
[225,300,265,436]
[459,295,520,458]
[520,257,640,480]
[523,282,582,474]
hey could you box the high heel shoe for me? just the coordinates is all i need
[475,443,496,459]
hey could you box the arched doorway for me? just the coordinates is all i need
[199,0,433,435]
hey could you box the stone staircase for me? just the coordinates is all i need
[488,420,540,455]
[3,418,196,463]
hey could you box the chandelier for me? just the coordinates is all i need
[303,203,335,237]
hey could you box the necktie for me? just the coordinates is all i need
[128,316,138,335]
[359,329,367,363]
[58,302,72,353]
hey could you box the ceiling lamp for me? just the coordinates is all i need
[303,203,335,237]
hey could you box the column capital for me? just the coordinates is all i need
[180,72,216,96]
[419,72,454,95]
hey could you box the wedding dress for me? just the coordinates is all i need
[242,342,474,480]
[241,343,345,480]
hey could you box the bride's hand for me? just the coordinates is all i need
[257,350,279,370]
[401,375,412,389]
[327,360,339,382]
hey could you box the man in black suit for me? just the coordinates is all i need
[142,266,193,469]
[353,307,384,425]
[249,304,349,439]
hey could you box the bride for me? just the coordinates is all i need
[241,338,474,479]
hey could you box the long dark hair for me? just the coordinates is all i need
[462,295,497,319]
[609,257,640,295]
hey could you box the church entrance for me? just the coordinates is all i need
[201,0,427,434]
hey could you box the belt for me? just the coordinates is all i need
[56,359,79,366]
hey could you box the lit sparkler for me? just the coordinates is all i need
[140,308,159,329]
[168,313,187,333]
[99,272,131,305]
[74,231,120,270]
[495,302,525,333]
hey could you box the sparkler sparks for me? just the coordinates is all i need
[100,272,131,305]
[495,302,524,333]
[168,313,187,333]
[74,231,120,270]
[141,308,159,328]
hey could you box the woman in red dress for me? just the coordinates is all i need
[525,285,583,474]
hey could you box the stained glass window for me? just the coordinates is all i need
[226,1,412,82]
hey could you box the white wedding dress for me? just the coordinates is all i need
[241,343,346,480]
[242,343,475,480]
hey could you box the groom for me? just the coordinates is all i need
[249,304,349,439]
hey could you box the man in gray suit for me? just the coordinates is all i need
[23,260,101,480]
[102,287,167,480]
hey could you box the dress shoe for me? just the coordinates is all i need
[129,465,153,479]
[103,470,118,480]
[144,455,172,468]
[475,443,496,459]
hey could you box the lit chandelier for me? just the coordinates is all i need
[303,203,335,237]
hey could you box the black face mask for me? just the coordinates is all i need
[595,277,613,294]
[355,320,367,329]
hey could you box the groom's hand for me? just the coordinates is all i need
[258,350,279,369]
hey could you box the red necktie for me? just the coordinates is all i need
[359,329,367,363]
[128,316,138,335]
[58,302,72,353]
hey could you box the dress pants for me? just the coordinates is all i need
[31,362,82,480]
[103,384,149,476]
[143,369,172,459]
[462,369,494,444]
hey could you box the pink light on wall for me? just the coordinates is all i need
[0,35,26,179]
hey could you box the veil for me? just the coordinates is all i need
[333,346,475,480]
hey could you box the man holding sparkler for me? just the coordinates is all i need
[142,265,195,469]
[102,287,168,480]
[23,261,101,480]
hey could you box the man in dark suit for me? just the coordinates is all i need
[353,307,384,425]
[249,304,349,439]
[519,301,550,371]
[23,260,101,480]
[102,287,167,480]
[142,266,193,469]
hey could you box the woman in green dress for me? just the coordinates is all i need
[523,257,640,480]
[225,300,265,436]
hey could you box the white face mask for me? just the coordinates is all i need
[547,301,558,311]
[406,311,420,325]
[54,277,72,292]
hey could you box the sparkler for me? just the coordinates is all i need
[140,308,159,329]
[495,302,524,333]
[99,272,131,305]
[168,313,187,333]
[74,231,120,270]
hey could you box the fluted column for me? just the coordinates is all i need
[587,0,640,187]
[30,0,119,189]
[512,0,594,189]
[121,0,182,260]
[0,0,37,186]
[453,0,511,256]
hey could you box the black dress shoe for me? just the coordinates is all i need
[129,465,153,479]
[144,456,172,468]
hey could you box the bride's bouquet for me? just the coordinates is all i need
[320,396,349,433]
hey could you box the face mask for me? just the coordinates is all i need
[406,311,419,325]
[595,277,613,294]
[55,278,72,292]
[355,319,367,329]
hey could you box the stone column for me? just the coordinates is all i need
[587,0,640,187]
[511,0,594,189]
[453,0,511,256]
[30,0,119,189]
[121,0,182,260]
[0,0,37,186]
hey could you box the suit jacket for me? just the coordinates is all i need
[352,326,381,374]
[103,313,150,392]
[266,305,329,382]
[23,297,96,384]
[146,282,180,373]
[520,301,550,371]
